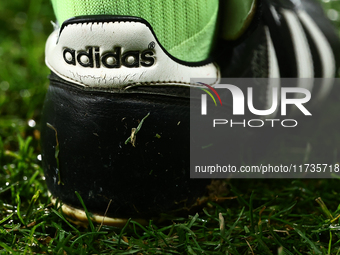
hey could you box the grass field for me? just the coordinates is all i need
[1,0,340,254]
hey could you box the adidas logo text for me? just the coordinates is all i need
[63,46,155,68]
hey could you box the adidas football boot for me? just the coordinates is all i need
[41,0,340,226]
[42,0,221,226]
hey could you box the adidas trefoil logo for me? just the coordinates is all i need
[63,46,155,68]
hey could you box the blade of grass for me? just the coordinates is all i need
[16,193,25,226]
[226,207,245,240]
[26,189,40,221]
[230,187,249,207]
[249,191,255,233]
[75,191,95,233]
[187,213,199,229]
[70,231,108,249]
[0,242,15,253]
[51,208,80,234]
[316,197,333,220]
[270,201,297,219]
[255,235,273,255]
[293,246,303,255]
[268,226,294,255]
[125,112,150,146]
[118,218,131,249]
[130,220,158,239]
[0,213,13,225]
[54,232,73,254]
[294,227,322,254]
[28,221,44,245]
[329,231,332,255]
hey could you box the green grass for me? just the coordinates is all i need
[1,0,340,254]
